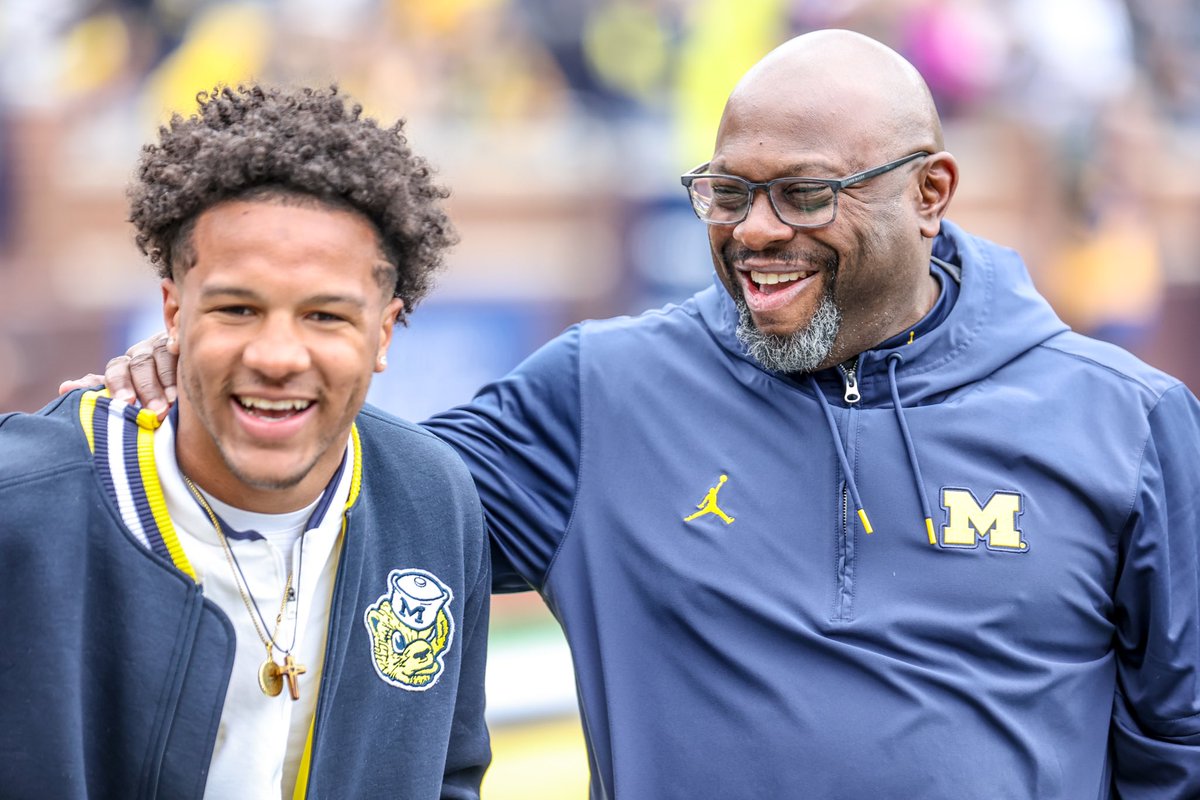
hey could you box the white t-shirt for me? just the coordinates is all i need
[155,417,351,799]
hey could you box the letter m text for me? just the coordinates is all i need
[940,488,1026,552]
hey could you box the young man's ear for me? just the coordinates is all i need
[375,298,404,373]
[162,279,182,355]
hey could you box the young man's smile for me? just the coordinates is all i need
[230,392,319,439]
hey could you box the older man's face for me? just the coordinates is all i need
[705,87,931,372]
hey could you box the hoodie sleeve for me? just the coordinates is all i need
[1110,382,1200,798]
[422,326,583,593]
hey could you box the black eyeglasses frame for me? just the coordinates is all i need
[680,151,931,228]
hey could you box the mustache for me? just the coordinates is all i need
[721,244,836,271]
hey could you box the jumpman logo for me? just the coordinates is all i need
[683,474,735,525]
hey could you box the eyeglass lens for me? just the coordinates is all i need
[688,178,836,226]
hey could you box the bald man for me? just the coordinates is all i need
[83,29,1200,798]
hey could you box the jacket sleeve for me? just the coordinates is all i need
[422,327,583,593]
[1110,382,1200,798]
[440,517,492,800]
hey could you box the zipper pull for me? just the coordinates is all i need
[839,358,861,404]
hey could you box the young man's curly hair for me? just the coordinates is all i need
[129,84,456,322]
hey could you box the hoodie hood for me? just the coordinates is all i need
[695,219,1069,407]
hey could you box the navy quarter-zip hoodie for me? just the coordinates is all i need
[428,219,1200,799]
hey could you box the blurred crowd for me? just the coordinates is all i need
[1,0,1199,413]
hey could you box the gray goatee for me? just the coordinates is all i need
[734,288,841,374]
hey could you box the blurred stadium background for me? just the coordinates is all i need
[1,0,1198,796]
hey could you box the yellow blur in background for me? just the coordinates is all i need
[486,715,589,799]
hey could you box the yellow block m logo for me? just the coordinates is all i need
[940,488,1027,552]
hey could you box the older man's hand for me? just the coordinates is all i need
[58,331,177,415]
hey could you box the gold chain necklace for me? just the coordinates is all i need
[183,476,307,700]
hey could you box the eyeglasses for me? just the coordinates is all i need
[680,151,930,228]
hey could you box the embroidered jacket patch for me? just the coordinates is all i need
[364,568,456,691]
[939,487,1028,552]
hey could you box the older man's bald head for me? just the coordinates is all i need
[722,29,943,164]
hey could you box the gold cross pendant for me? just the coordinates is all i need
[279,654,308,701]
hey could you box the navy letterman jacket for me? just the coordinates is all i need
[0,391,490,799]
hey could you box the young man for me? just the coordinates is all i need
[79,30,1200,799]
[4,85,490,799]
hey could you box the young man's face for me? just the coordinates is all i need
[163,199,402,513]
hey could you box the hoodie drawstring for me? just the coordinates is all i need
[886,353,937,545]
[807,356,936,545]
[808,375,874,534]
